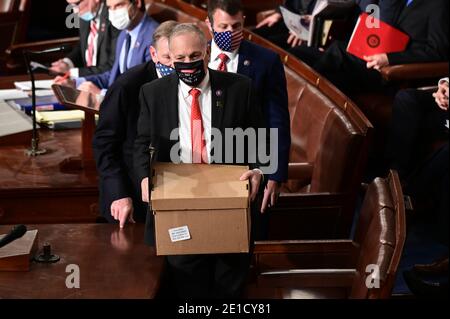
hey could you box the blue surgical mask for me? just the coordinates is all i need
[79,11,95,21]
[156,62,175,77]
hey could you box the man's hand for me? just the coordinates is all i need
[50,59,70,75]
[256,12,282,28]
[433,80,449,111]
[240,170,263,203]
[78,81,101,95]
[111,197,135,228]
[53,75,75,87]
[287,31,303,48]
[364,54,389,71]
[261,180,280,213]
[141,177,149,203]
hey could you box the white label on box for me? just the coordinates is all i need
[168,226,191,242]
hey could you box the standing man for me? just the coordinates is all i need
[206,0,291,230]
[55,0,159,95]
[50,0,120,77]
[92,21,178,246]
[134,24,266,298]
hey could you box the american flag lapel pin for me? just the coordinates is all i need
[244,60,251,67]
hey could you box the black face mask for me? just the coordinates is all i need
[174,59,206,87]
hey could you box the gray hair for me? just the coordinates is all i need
[168,23,208,50]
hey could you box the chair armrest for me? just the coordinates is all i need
[381,62,449,82]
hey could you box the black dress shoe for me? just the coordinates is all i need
[403,269,449,298]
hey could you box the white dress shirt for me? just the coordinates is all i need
[178,71,212,164]
[208,40,239,73]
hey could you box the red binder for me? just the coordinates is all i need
[347,12,410,60]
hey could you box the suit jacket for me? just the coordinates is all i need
[134,69,266,185]
[92,61,158,224]
[85,14,159,89]
[356,0,403,25]
[66,3,120,77]
[387,0,449,65]
[237,40,290,182]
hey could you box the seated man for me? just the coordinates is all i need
[50,0,120,77]
[134,23,266,298]
[55,0,159,95]
[92,21,178,246]
[313,0,449,95]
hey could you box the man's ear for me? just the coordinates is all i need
[205,17,213,33]
[149,46,158,64]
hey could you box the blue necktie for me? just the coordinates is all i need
[406,0,413,6]
[122,33,131,73]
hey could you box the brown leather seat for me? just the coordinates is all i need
[246,170,406,299]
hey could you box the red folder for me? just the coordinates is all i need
[347,12,410,60]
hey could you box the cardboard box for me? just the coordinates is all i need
[151,163,250,256]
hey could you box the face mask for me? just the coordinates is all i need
[155,62,175,77]
[213,29,243,52]
[109,5,131,30]
[174,60,206,87]
[79,11,95,22]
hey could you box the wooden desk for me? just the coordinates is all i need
[0,224,165,299]
[0,75,99,224]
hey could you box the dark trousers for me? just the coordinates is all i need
[406,143,449,246]
[165,201,267,299]
[313,40,384,95]
[386,89,448,180]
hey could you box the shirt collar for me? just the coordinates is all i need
[211,39,239,62]
[179,69,210,100]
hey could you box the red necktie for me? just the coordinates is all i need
[189,88,206,163]
[87,21,98,67]
[217,53,229,72]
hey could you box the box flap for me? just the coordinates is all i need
[151,163,250,211]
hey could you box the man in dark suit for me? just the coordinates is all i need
[206,0,290,229]
[314,0,449,95]
[55,0,159,95]
[134,23,266,298]
[92,21,178,245]
[50,0,120,77]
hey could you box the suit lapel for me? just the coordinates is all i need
[209,70,226,132]
[237,41,253,79]
[96,7,109,54]
[131,16,148,65]
[164,74,179,133]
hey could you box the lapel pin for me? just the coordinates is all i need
[215,90,223,97]
[216,101,224,108]
[244,60,251,66]
[101,23,106,32]
[135,42,140,48]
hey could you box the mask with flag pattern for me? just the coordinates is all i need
[213,29,243,52]
[155,62,175,77]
